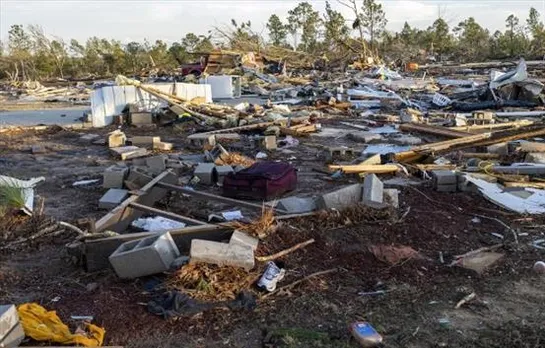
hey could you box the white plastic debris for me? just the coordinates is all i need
[432,93,452,107]
[256,152,268,159]
[221,210,244,221]
[131,216,186,231]
[72,179,100,186]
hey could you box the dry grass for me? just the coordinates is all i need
[215,152,255,168]
[167,263,259,302]
[230,205,276,239]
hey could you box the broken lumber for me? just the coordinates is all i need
[503,182,545,189]
[400,123,472,138]
[328,164,399,174]
[155,181,288,214]
[452,120,533,132]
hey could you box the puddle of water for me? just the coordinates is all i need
[0,108,87,126]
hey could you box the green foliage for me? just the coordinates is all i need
[0,183,25,212]
[267,14,288,46]
[2,5,542,79]
[359,0,387,49]
[287,2,322,52]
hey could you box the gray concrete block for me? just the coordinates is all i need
[103,165,129,189]
[0,305,19,341]
[230,230,259,251]
[99,189,129,209]
[432,170,457,185]
[194,163,217,185]
[188,133,216,147]
[363,174,384,204]
[131,112,153,125]
[316,184,363,210]
[215,165,234,185]
[276,196,316,213]
[383,188,399,208]
[110,146,148,160]
[109,232,180,279]
[487,142,508,155]
[146,155,168,174]
[436,184,457,192]
[190,239,254,271]
[0,323,24,348]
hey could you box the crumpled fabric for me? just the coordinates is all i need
[148,290,256,319]
[18,303,105,347]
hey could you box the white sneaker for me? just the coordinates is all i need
[257,261,286,292]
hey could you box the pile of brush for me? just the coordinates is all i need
[167,263,259,301]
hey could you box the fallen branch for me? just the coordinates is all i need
[472,214,518,244]
[261,268,337,299]
[256,239,315,262]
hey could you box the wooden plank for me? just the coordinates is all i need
[460,152,501,159]
[327,164,399,174]
[155,181,288,214]
[84,224,231,272]
[129,202,208,226]
[414,164,457,171]
[452,120,533,132]
[400,123,472,138]
[503,181,545,189]
[95,171,178,233]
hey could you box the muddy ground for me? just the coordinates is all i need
[1,123,544,348]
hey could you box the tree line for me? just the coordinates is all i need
[1,0,544,81]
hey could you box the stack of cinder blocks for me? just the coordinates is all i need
[0,305,24,348]
[109,232,181,279]
[189,230,257,271]
[432,170,458,192]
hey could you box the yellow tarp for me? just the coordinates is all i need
[18,303,105,346]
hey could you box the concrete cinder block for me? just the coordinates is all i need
[264,135,277,150]
[146,155,168,174]
[383,188,399,208]
[229,230,259,251]
[154,141,173,151]
[363,174,384,204]
[0,323,24,348]
[316,184,362,210]
[108,130,126,148]
[103,165,129,189]
[109,232,180,279]
[130,136,161,147]
[526,152,545,164]
[0,305,19,341]
[194,163,217,185]
[188,133,217,147]
[215,165,234,185]
[190,239,254,271]
[436,184,458,192]
[111,146,148,160]
[131,112,153,125]
[276,196,316,214]
[99,189,129,209]
[432,170,458,185]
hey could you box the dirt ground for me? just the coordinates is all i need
[1,123,545,348]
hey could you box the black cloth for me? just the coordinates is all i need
[148,290,256,319]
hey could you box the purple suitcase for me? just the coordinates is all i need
[222,162,297,200]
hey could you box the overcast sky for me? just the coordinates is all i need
[1,0,544,44]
